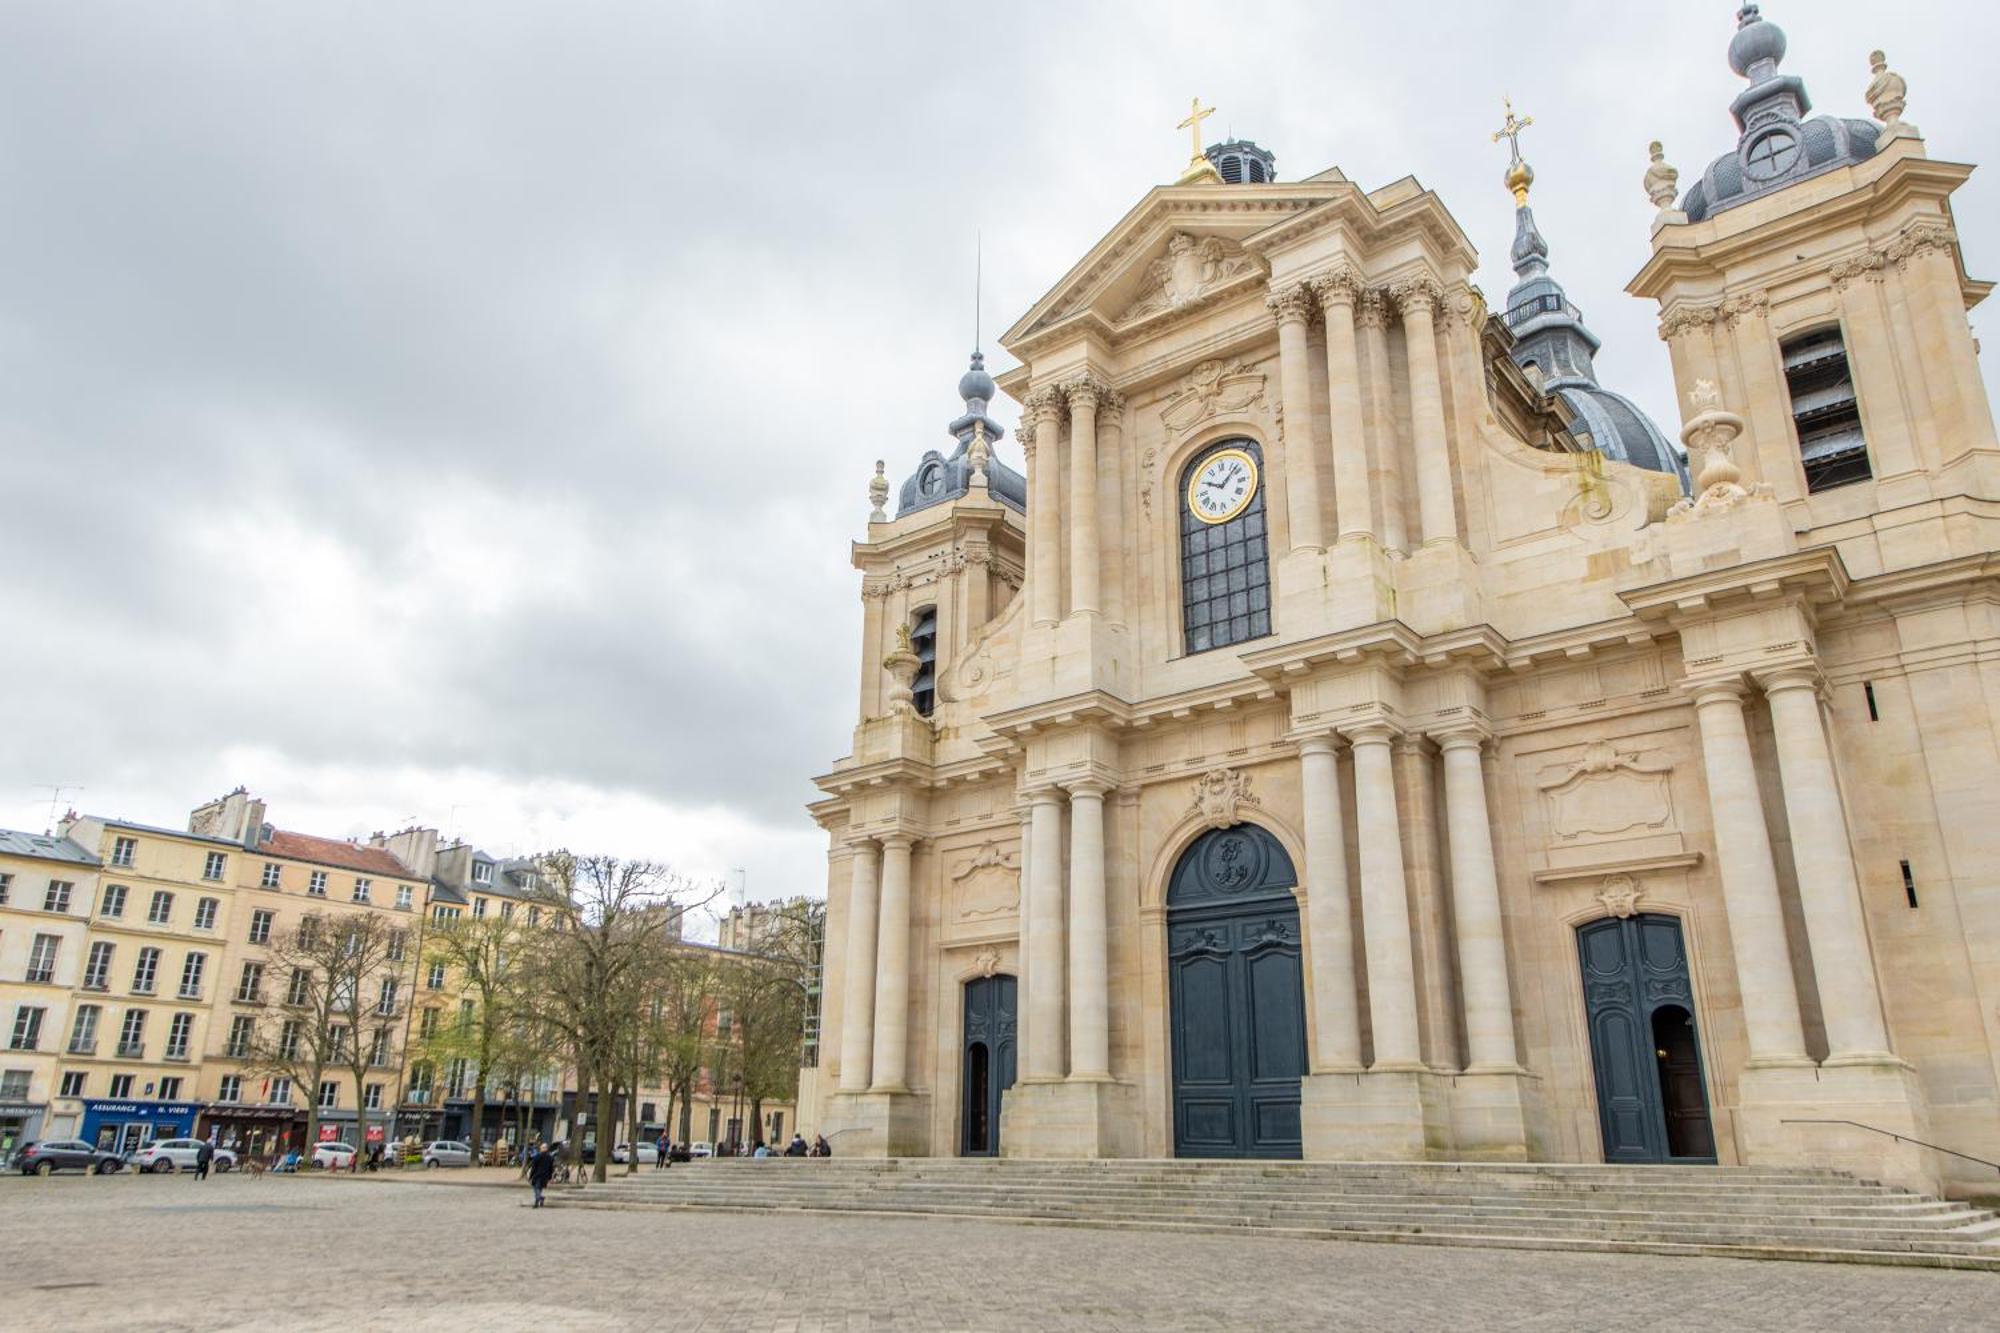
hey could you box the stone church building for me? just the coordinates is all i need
[809,6,2000,1196]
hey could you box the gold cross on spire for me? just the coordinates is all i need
[1178,97,1216,163]
[1492,96,1537,207]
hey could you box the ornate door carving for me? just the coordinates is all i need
[1577,913,1715,1164]
[1167,825,1306,1159]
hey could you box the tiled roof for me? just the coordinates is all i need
[260,829,413,879]
[0,828,100,866]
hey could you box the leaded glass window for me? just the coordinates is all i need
[1179,439,1272,654]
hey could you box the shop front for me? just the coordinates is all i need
[80,1099,200,1156]
[0,1098,48,1167]
[198,1103,307,1159]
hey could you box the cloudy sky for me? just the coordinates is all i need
[3,1,1995,924]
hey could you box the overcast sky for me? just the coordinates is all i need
[3,1,1995,922]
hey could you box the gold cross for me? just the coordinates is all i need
[1492,96,1533,162]
[1178,97,1216,164]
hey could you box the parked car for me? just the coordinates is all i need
[133,1139,238,1174]
[15,1139,124,1176]
[421,1140,472,1168]
[687,1141,713,1159]
[610,1142,658,1165]
[311,1142,357,1169]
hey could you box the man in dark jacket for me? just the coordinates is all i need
[785,1133,808,1157]
[194,1140,213,1181]
[528,1141,556,1208]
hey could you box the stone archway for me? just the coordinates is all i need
[1578,912,1717,1163]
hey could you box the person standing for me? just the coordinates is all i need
[528,1141,555,1208]
[194,1140,213,1181]
[655,1131,669,1169]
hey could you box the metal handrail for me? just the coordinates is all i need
[1782,1118,2000,1173]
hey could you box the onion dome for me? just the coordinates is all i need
[895,352,1028,518]
[1682,5,1880,223]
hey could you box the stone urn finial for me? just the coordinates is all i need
[1644,141,1682,219]
[868,459,890,523]
[1866,50,1919,143]
[883,622,921,714]
[1667,378,1767,521]
[968,421,990,490]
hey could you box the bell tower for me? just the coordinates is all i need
[1630,4,1998,558]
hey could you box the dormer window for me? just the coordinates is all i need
[1783,328,1871,493]
[910,607,938,717]
[472,862,493,885]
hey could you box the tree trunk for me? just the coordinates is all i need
[354,1099,369,1173]
[593,1082,614,1183]
[472,1075,488,1161]
[303,1060,324,1165]
[624,1072,639,1176]
[751,1095,765,1147]
[570,1061,590,1179]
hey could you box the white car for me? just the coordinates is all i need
[421,1140,472,1168]
[311,1142,357,1169]
[687,1141,713,1159]
[133,1139,238,1174]
[610,1142,658,1165]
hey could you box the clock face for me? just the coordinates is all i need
[1186,448,1259,525]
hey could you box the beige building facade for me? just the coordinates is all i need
[812,9,2000,1197]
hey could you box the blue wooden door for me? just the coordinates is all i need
[961,974,1016,1156]
[1578,914,1715,1164]
[1168,826,1306,1159]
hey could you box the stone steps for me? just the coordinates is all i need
[553,1158,2000,1270]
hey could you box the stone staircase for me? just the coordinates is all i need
[551,1158,2000,1270]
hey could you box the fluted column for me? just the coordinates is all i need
[1436,729,1519,1072]
[1760,669,1895,1063]
[1065,779,1111,1080]
[868,834,914,1092]
[1348,722,1422,1069]
[1357,292,1407,552]
[1394,278,1457,547]
[1298,736,1362,1071]
[1026,389,1064,626]
[1065,378,1102,615]
[1270,283,1325,551]
[1687,680,1810,1066]
[1316,270,1373,545]
[1097,394,1127,624]
[837,839,882,1092]
[1023,787,1068,1081]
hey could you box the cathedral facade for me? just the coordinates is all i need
[809,6,2000,1197]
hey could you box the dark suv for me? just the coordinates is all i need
[16,1139,124,1175]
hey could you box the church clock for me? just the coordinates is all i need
[1186,447,1258,524]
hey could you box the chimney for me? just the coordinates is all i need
[375,826,440,880]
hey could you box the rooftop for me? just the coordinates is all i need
[0,827,100,866]
[258,828,416,880]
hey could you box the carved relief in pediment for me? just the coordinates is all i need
[1190,767,1260,831]
[1118,232,1260,323]
[1159,359,1268,435]
[950,842,1020,922]
[1538,740,1674,842]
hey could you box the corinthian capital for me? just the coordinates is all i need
[1657,302,1721,341]
[1829,252,1886,292]
[1313,266,1365,311]
[1021,385,1066,433]
[1886,217,1956,270]
[1061,374,1107,413]
[1265,282,1318,327]
[1356,289,1391,331]
[1389,276,1444,320]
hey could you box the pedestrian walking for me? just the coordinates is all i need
[528,1140,556,1208]
[194,1140,213,1181]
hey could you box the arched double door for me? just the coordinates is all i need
[1167,824,1308,1158]
[1578,913,1717,1163]
[960,974,1017,1156]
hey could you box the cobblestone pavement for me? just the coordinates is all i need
[2,1172,1994,1332]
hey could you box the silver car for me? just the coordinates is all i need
[421,1140,472,1168]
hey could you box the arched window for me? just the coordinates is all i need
[1179,439,1272,655]
[910,606,938,716]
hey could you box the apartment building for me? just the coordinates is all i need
[0,829,98,1160]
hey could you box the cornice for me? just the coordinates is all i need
[1619,547,1850,622]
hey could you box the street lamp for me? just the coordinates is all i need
[730,1072,744,1156]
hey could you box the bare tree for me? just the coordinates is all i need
[420,912,519,1156]
[510,852,718,1183]
[714,903,820,1147]
[243,910,406,1161]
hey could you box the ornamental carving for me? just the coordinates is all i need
[1189,766,1260,831]
[1312,266,1364,309]
[1389,276,1444,319]
[1886,218,1956,269]
[1829,251,1886,291]
[1355,289,1391,330]
[1721,292,1770,328]
[972,947,1001,978]
[1159,359,1268,435]
[1596,873,1642,920]
[1265,283,1317,326]
[1119,231,1260,323]
[1657,303,1722,340]
[949,842,1020,922]
[1644,141,1681,212]
[1538,740,1675,842]
[1667,378,1771,521]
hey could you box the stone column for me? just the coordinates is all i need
[1027,389,1064,627]
[1316,271,1373,546]
[1436,729,1520,1072]
[1687,679,1810,1066]
[837,838,882,1092]
[1394,278,1457,547]
[1096,395,1127,624]
[1270,283,1325,551]
[1358,292,1407,552]
[1760,669,1895,1063]
[1347,722,1423,1069]
[1298,736,1362,1070]
[1023,787,1068,1081]
[1831,259,1921,479]
[868,834,915,1092]
[1891,221,1997,459]
[1065,378,1102,615]
[1065,779,1111,1080]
